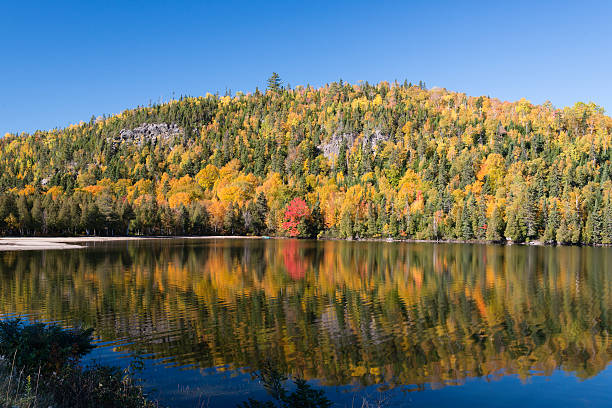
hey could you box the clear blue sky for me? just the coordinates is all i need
[2,0,611,135]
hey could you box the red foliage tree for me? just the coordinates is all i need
[281,197,311,237]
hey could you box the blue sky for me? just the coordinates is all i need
[1,0,611,135]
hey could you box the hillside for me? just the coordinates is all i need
[1,79,612,244]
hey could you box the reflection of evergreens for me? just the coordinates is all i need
[0,240,610,388]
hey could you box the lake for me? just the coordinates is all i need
[0,239,610,407]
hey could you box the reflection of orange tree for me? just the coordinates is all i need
[0,241,610,388]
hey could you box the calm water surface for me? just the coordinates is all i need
[0,239,610,407]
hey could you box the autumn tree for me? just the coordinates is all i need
[281,198,312,238]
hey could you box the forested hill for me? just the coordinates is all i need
[2,78,612,244]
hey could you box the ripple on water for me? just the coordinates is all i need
[0,241,611,407]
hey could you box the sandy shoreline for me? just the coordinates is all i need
[0,236,265,251]
[1,236,608,252]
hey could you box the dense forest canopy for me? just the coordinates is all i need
[1,78,612,244]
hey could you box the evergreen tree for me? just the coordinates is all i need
[307,202,324,238]
[366,204,377,237]
[175,205,190,235]
[31,198,43,235]
[585,201,603,245]
[388,211,399,238]
[474,198,487,240]
[568,207,582,244]
[16,195,31,235]
[251,193,269,235]
[602,199,612,244]
[267,73,282,92]
[543,202,560,243]
[522,189,539,240]
[556,215,571,244]
[461,199,474,240]
[339,210,353,239]
[43,198,59,235]
[486,206,505,242]
[189,202,209,235]
[160,205,175,235]
[117,200,134,235]
[376,202,387,234]
[224,202,242,235]
[57,199,72,235]
[505,206,526,243]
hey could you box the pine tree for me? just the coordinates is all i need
[189,202,209,235]
[556,215,571,245]
[461,199,474,240]
[251,192,269,235]
[175,205,190,235]
[388,211,399,238]
[475,198,487,240]
[224,203,243,236]
[543,202,560,243]
[339,210,353,239]
[31,198,43,235]
[267,73,282,92]
[376,202,387,233]
[117,200,134,235]
[160,205,175,235]
[486,206,504,242]
[308,202,324,238]
[366,205,377,237]
[585,202,603,245]
[505,206,526,243]
[43,198,59,235]
[602,199,612,244]
[568,207,582,244]
[16,195,31,235]
[522,189,538,240]
[57,199,72,234]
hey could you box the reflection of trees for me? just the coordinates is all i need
[0,240,610,388]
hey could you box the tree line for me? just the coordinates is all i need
[2,75,612,244]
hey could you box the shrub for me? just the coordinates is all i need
[0,319,94,373]
[0,319,158,408]
[47,363,158,408]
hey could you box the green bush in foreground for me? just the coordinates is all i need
[0,319,158,408]
[0,319,94,373]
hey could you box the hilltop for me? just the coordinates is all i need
[1,79,612,244]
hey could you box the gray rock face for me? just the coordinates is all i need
[318,130,390,160]
[108,123,183,151]
[363,130,390,152]
[318,133,356,160]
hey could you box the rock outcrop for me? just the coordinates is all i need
[318,130,390,160]
[108,123,182,151]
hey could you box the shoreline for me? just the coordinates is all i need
[0,236,264,251]
[0,236,609,252]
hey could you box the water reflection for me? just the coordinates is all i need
[0,239,610,392]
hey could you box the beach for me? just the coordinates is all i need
[0,236,270,251]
